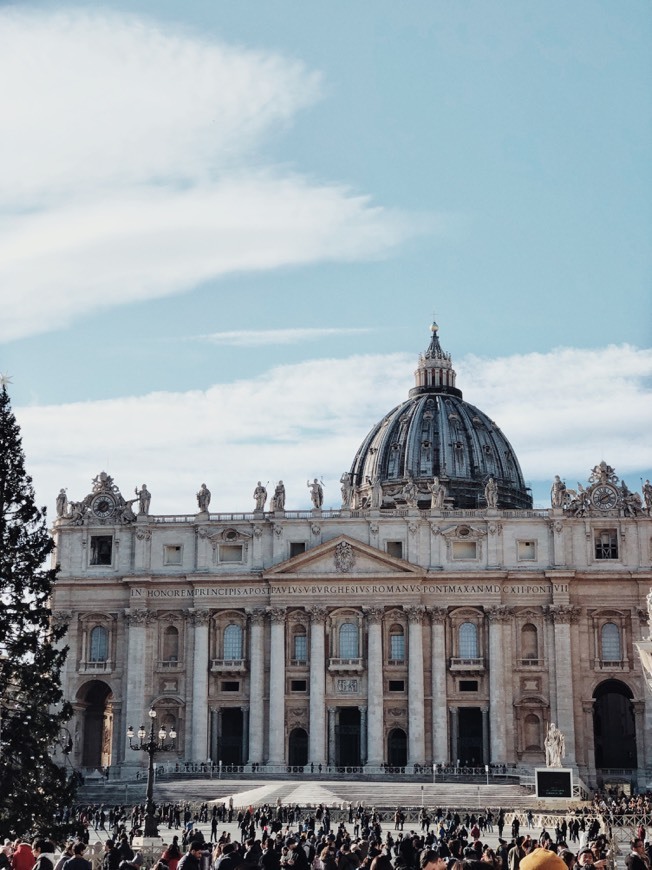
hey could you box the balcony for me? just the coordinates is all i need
[449,657,485,672]
[157,659,184,672]
[596,659,629,671]
[289,659,308,668]
[517,658,542,668]
[79,660,114,674]
[211,658,247,673]
[328,657,364,674]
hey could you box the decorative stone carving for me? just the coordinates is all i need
[428,606,448,624]
[135,528,152,541]
[404,605,425,623]
[488,522,502,536]
[369,522,379,536]
[311,523,321,536]
[51,610,73,627]
[547,604,581,624]
[61,471,137,526]
[430,523,441,535]
[253,525,263,538]
[273,524,283,538]
[189,609,211,626]
[268,607,286,624]
[486,605,513,623]
[124,609,155,625]
[247,608,266,626]
[408,521,419,536]
[158,610,183,623]
[363,606,384,624]
[334,541,355,573]
[308,606,328,624]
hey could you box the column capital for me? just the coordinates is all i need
[268,607,287,624]
[358,705,368,714]
[246,607,266,626]
[124,608,155,625]
[51,610,73,627]
[404,605,426,624]
[485,605,513,623]
[363,606,384,625]
[546,604,581,624]
[308,606,329,624]
[189,609,211,626]
[428,606,448,625]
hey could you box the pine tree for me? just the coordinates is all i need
[0,381,77,840]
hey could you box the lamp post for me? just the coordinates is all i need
[127,708,176,838]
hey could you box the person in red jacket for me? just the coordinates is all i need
[12,842,35,870]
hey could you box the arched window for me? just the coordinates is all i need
[339,622,359,658]
[293,628,307,662]
[163,625,179,662]
[223,624,243,660]
[459,622,478,658]
[389,625,405,662]
[601,622,621,662]
[89,626,109,662]
[521,623,538,660]
[524,714,541,750]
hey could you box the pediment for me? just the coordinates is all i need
[264,535,423,579]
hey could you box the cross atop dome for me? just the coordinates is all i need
[412,320,460,398]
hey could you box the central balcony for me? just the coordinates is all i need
[449,657,485,672]
[211,658,248,674]
[328,657,364,673]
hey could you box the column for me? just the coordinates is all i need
[450,707,459,763]
[242,706,249,765]
[632,701,647,790]
[549,605,578,765]
[308,607,327,766]
[406,605,426,767]
[123,609,150,768]
[359,706,368,764]
[482,706,490,766]
[364,606,385,767]
[328,707,336,766]
[429,607,448,764]
[267,608,286,765]
[247,609,265,765]
[190,610,211,762]
[487,606,508,762]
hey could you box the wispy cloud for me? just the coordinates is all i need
[196,327,374,346]
[0,9,424,343]
[15,345,652,517]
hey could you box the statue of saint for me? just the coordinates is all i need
[253,481,267,511]
[370,476,383,509]
[340,472,353,508]
[429,476,447,509]
[402,474,418,508]
[196,483,211,512]
[135,483,151,515]
[270,480,285,511]
[484,476,498,509]
[643,480,652,513]
[550,475,565,508]
[307,478,324,509]
[544,722,565,768]
[56,488,68,518]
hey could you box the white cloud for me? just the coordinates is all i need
[15,344,652,519]
[0,9,423,342]
[196,327,374,346]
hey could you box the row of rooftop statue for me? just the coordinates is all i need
[55,463,652,523]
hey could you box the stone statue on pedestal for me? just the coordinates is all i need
[196,483,211,512]
[544,722,565,767]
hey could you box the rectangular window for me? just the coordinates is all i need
[386,541,403,559]
[390,634,405,661]
[221,681,240,692]
[290,680,307,692]
[90,535,113,566]
[289,542,306,558]
[517,540,537,561]
[452,540,477,560]
[595,529,618,560]
[388,680,405,692]
[459,680,479,692]
[293,635,307,662]
[219,544,243,563]
[164,545,182,566]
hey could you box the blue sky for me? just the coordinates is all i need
[1,0,651,515]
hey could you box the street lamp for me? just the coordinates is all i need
[127,708,176,838]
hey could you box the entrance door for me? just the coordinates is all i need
[387,728,407,767]
[288,728,308,766]
[457,707,483,765]
[336,708,361,767]
[593,680,637,769]
[220,708,244,765]
[80,680,112,768]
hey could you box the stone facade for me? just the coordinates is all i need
[50,327,652,789]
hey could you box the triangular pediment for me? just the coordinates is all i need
[264,535,423,579]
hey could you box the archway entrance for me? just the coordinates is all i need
[336,707,361,767]
[288,728,308,766]
[78,680,113,769]
[593,680,637,770]
[458,707,483,765]
[220,708,244,765]
[387,728,407,767]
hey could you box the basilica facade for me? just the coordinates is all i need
[50,325,652,789]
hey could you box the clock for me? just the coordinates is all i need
[591,484,618,511]
[91,493,116,519]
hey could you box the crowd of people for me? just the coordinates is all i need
[1,798,650,870]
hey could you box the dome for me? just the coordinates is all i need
[347,323,532,510]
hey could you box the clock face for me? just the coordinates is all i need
[591,484,618,511]
[91,494,116,519]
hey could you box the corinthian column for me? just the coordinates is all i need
[364,607,384,767]
[487,606,511,763]
[123,609,153,767]
[267,608,286,765]
[190,609,211,762]
[429,607,448,763]
[308,607,327,766]
[405,605,426,767]
[247,608,265,766]
[548,605,580,765]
